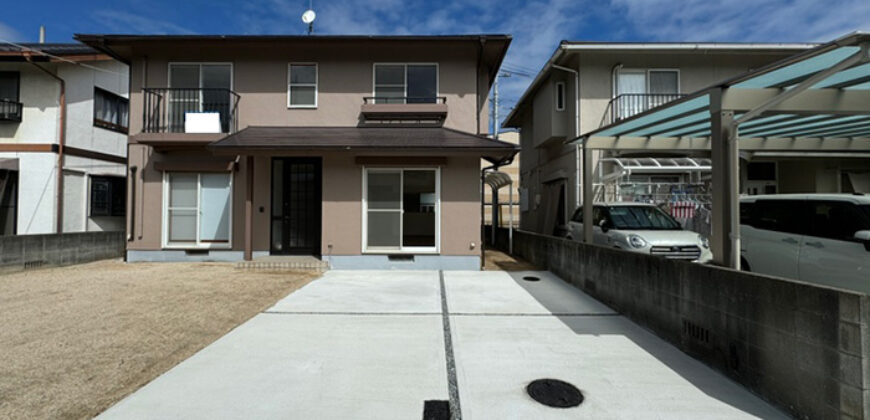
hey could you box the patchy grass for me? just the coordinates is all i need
[0,259,319,419]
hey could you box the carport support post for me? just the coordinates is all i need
[710,89,740,269]
[244,156,253,261]
[582,141,594,244]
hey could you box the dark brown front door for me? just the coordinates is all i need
[270,158,322,255]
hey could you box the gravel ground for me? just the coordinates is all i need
[0,259,319,420]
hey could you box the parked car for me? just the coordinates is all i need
[566,202,713,263]
[740,194,870,292]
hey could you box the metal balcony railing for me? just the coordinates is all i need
[142,88,240,134]
[0,99,23,122]
[363,96,447,104]
[603,93,686,126]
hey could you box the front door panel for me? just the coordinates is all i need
[271,158,322,255]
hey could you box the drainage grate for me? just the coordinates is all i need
[422,400,450,420]
[682,319,711,344]
[522,275,541,282]
[526,379,583,408]
[23,260,45,270]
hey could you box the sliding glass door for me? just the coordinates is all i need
[364,168,439,252]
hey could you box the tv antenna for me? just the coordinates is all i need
[302,2,316,35]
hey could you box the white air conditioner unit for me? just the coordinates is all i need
[184,112,222,133]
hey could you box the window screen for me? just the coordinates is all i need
[289,64,317,107]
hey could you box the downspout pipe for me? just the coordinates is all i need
[551,63,581,209]
[27,55,66,233]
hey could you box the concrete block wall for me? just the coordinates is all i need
[0,231,125,273]
[487,227,870,420]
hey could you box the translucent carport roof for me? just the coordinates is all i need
[575,33,870,151]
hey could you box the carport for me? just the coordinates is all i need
[571,33,870,268]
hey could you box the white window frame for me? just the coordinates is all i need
[287,63,318,108]
[372,63,439,104]
[161,171,233,249]
[555,81,566,112]
[361,167,441,254]
[613,68,680,97]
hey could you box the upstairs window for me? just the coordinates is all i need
[555,81,566,111]
[94,87,129,133]
[90,175,125,217]
[288,63,318,108]
[0,72,21,121]
[374,64,437,104]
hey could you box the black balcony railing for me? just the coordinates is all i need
[363,96,447,104]
[604,93,686,125]
[0,99,23,122]
[142,88,240,134]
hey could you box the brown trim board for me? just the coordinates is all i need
[0,143,126,164]
[355,156,448,166]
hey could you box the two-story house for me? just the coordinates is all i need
[502,42,824,236]
[0,43,128,236]
[76,34,515,269]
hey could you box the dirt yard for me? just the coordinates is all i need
[0,260,319,419]
[483,249,539,271]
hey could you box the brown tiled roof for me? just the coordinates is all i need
[208,126,518,157]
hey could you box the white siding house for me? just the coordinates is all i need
[0,43,128,235]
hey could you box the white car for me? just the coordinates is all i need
[740,194,870,292]
[566,202,713,263]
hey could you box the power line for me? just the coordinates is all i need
[0,38,126,76]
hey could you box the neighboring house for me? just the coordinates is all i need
[502,42,835,236]
[0,43,128,235]
[483,130,520,228]
[76,34,516,269]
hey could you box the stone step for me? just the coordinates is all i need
[235,256,329,272]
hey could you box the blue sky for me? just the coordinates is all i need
[2,0,869,127]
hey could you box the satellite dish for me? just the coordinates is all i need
[302,9,316,24]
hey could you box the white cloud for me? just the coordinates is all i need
[610,0,870,42]
[0,21,23,42]
[91,10,197,35]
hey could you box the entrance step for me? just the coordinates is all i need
[236,256,329,272]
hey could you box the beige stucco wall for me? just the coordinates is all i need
[127,146,482,257]
[127,40,490,135]
[514,49,805,233]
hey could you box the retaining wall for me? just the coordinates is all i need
[487,226,870,420]
[0,231,125,273]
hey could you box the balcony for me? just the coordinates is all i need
[142,88,240,134]
[0,99,23,122]
[360,96,448,125]
[604,93,686,125]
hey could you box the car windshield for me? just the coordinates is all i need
[608,206,682,230]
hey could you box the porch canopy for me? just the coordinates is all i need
[208,126,518,163]
[570,32,870,268]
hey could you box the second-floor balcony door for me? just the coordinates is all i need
[616,71,646,120]
[615,69,679,121]
[168,64,232,133]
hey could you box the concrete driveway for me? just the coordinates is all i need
[98,270,787,419]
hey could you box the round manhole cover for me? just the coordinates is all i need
[526,379,583,408]
[522,276,541,282]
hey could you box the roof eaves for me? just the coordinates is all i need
[502,42,568,128]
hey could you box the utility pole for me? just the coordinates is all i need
[491,72,511,139]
